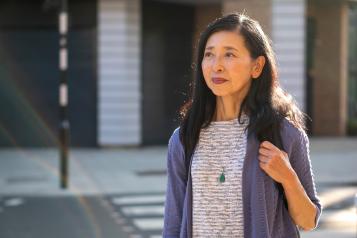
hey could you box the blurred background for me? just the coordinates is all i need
[0,0,356,237]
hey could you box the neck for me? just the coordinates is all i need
[214,93,245,121]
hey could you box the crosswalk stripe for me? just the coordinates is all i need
[121,205,164,216]
[320,206,356,224]
[112,195,165,205]
[318,187,357,207]
[132,218,163,230]
[4,198,25,207]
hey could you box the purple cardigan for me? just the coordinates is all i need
[162,118,322,238]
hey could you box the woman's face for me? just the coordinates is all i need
[202,30,263,97]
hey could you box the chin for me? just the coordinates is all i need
[210,90,230,97]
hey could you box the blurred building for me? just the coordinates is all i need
[0,0,356,147]
[307,0,357,136]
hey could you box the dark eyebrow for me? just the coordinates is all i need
[205,46,239,52]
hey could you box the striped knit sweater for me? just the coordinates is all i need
[191,115,249,237]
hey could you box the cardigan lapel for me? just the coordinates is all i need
[242,128,260,237]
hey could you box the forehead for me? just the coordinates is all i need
[205,31,246,49]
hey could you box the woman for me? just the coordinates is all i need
[162,13,322,238]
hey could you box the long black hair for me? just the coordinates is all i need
[179,12,308,173]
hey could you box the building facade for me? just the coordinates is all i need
[0,0,355,147]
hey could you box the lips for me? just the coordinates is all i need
[212,77,228,84]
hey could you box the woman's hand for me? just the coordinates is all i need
[258,140,319,231]
[258,140,296,185]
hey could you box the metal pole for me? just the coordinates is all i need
[59,0,69,189]
[355,193,357,238]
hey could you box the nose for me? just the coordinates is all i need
[212,57,224,72]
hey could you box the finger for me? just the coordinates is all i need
[258,155,270,163]
[260,141,276,150]
[258,147,272,156]
[259,161,268,170]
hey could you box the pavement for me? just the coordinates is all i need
[0,137,356,238]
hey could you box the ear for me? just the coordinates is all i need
[251,56,266,79]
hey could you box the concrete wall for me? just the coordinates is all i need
[222,0,273,36]
[308,0,349,135]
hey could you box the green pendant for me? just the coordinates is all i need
[219,172,225,183]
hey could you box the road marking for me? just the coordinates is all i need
[4,198,24,207]
[319,187,357,207]
[132,218,163,230]
[112,195,165,205]
[121,205,164,216]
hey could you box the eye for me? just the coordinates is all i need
[204,52,213,58]
[225,52,236,57]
